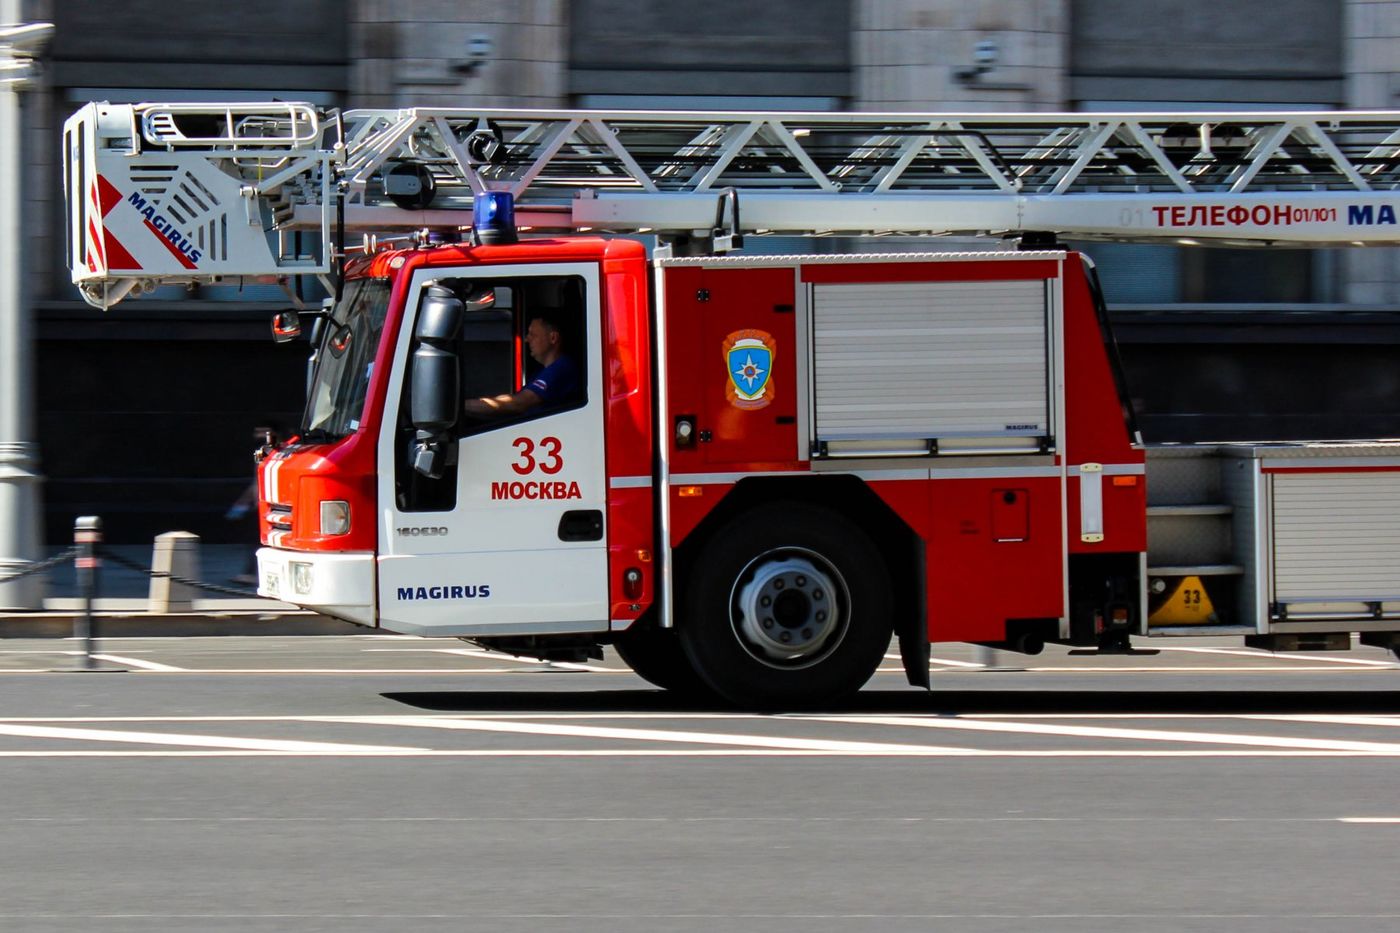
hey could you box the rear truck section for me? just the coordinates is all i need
[1145,443,1400,653]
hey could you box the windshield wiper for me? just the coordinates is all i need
[294,428,344,445]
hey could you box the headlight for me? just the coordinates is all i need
[290,561,314,595]
[320,500,350,535]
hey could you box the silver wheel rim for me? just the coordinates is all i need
[728,547,850,669]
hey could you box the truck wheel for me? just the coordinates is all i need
[678,503,893,708]
[613,625,712,696]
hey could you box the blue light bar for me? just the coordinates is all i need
[473,191,517,245]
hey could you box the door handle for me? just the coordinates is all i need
[558,510,603,542]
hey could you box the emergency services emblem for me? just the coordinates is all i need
[723,329,776,410]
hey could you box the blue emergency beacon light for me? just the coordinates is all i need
[473,191,518,245]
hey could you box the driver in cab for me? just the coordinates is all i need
[463,313,578,418]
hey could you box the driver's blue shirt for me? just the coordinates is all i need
[527,354,579,404]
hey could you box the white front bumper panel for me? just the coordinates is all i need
[256,547,376,627]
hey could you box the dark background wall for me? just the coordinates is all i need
[36,311,309,545]
[38,1,348,544]
[48,1,347,91]
[1109,311,1400,443]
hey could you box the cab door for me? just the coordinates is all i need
[375,262,609,637]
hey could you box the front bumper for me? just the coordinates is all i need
[256,547,376,627]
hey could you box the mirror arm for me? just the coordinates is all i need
[411,431,449,480]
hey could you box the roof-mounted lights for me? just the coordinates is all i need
[473,191,517,246]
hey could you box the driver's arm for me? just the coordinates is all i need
[463,388,543,418]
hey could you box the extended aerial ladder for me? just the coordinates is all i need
[65,101,1400,308]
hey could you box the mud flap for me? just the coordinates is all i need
[898,624,930,689]
[897,541,929,689]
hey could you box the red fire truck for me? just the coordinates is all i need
[65,103,1400,706]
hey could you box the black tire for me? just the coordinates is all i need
[613,624,713,696]
[677,502,893,709]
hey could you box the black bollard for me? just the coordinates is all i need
[73,516,101,671]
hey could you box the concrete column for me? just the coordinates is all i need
[148,532,202,613]
[0,4,49,610]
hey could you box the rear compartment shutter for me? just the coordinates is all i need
[1272,472,1400,603]
[810,280,1051,456]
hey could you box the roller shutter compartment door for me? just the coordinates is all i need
[810,280,1051,448]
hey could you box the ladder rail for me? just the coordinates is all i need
[65,101,1400,308]
[335,108,1400,201]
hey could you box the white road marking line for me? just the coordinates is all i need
[0,749,1395,758]
[88,654,184,672]
[316,715,969,753]
[0,714,755,723]
[0,723,426,754]
[1339,817,1400,823]
[1243,714,1400,728]
[882,653,985,668]
[1155,646,1397,667]
[0,815,1359,824]
[2,711,1396,724]
[0,751,437,758]
[884,664,1377,672]
[432,648,624,672]
[0,669,637,675]
[0,667,1369,675]
[807,714,1400,753]
[968,711,1400,717]
[0,714,1396,758]
[1,914,1399,923]
[1020,666,1385,673]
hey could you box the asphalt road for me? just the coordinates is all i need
[2,636,1400,932]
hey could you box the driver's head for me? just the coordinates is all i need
[525,315,563,364]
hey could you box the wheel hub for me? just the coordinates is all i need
[732,552,845,666]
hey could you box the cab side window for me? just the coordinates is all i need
[459,275,587,434]
[395,274,588,513]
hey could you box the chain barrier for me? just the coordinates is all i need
[0,547,80,583]
[0,544,263,596]
[0,518,265,672]
[97,547,261,598]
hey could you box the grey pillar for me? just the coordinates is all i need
[0,11,53,610]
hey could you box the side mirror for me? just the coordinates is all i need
[415,285,466,341]
[463,284,497,313]
[410,343,460,431]
[409,286,465,478]
[271,310,302,343]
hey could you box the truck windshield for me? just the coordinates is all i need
[301,278,392,439]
